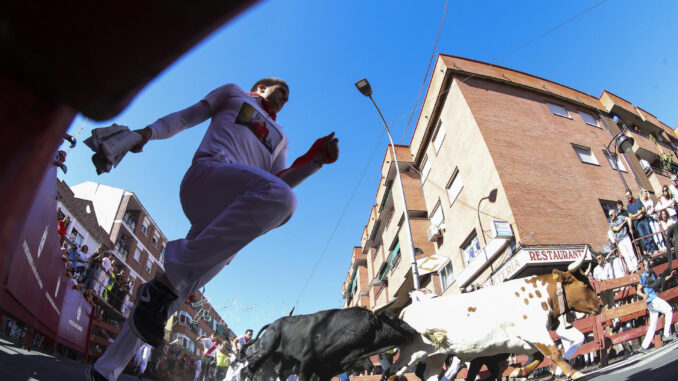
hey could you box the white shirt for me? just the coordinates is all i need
[148,84,288,174]
[235,335,249,351]
[657,196,677,217]
[660,218,676,231]
[136,343,152,362]
[593,261,614,281]
[101,257,112,272]
[641,197,656,217]
[200,337,220,358]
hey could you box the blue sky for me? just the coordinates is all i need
[59,0,678,335]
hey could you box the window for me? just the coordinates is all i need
[461,232,481,265]
[178,310,194,326]
[446,169,464,206]
[603,151,627,172]
[387,240,401,273]
[432,121,446,153]
[546,102,569,118]
[146,259,153,274]
[172,333,195,352]
[430,201,444,227]
[572,145,599,165]
[420,156,431,183]
[133,248,142,262]
[141,217,150,235]
[160,244,166,265]
[70,227,84,246]
[599,200,617,223]
[152,232,159,247]
[579,111,599,127]
[439,260,455,290]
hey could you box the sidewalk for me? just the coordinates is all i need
[0,337,140,381]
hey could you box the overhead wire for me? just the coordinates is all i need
[244,0,615,315]
[453,0,612,92]
[398,0,449,144]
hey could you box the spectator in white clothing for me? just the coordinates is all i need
[670,175,678,203]
[232,329,253,353]
[640,188,665,250]
[198,334,221,381]
[95,253,114,296]
[659,209,676,232]
[609,208,638,274]
[655,185,677,220]
[593,252,615,309]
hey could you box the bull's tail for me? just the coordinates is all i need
[238,323,271,363]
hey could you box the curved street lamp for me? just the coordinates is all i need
[355,78,421,290]
[605,127,635,192]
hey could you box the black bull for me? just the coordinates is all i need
[241,307,417,381]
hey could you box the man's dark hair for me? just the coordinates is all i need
[250,78,288,92]
[245,329,253,334]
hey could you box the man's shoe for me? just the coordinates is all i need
[86,366,108,381]
[662,334,676,343]
[128,279,178,347]
[637,347,652,355]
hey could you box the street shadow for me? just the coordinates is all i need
[625,356,678,381]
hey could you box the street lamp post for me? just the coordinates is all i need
[477,188,498,246]
[355,78,421,290]
[605,127,635,192]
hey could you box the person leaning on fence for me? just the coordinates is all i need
[84,248,104,290]
[640,188,665,251]
[637,255,677,353]
[608,208,639,274]
[626,189,658,255]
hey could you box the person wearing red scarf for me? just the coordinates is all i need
[89,78,338,381]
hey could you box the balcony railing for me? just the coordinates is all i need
[122,212,138,231]
[628,128,674,151]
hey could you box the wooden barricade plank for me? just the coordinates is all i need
[92,320,121,335]
[598,274,640,292]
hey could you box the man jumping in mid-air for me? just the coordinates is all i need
[88,78,339,381]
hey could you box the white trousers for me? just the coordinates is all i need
[641,297,674,349]
[554,324,584,376]
[94,159,297,380]
[647,217,665,250]
[617,236,638,274]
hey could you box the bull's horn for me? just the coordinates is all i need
[584,263,592,276]
[568,252,586,271]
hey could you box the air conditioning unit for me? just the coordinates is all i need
[427,224,442,242]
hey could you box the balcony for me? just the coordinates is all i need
[628,127,674,152]
[114,239,130,262]
[456,238,510,288]
[122,211,138,231]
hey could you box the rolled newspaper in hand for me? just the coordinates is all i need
[84,124,142,175]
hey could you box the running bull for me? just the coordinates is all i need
[389,254,601,380]
[241,307,416,381]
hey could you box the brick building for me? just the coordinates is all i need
[344,54,678,309]
[70,181,231,360]
[71,181,167,290]
[57,179,113,254]
[166,289,234,357]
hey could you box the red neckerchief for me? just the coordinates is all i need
[247,92,276,121]
[628,197,635,205]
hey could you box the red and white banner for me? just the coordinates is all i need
[485,246,591,286]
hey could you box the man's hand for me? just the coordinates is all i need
[130,126,152,153]
[316,132,339,164]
